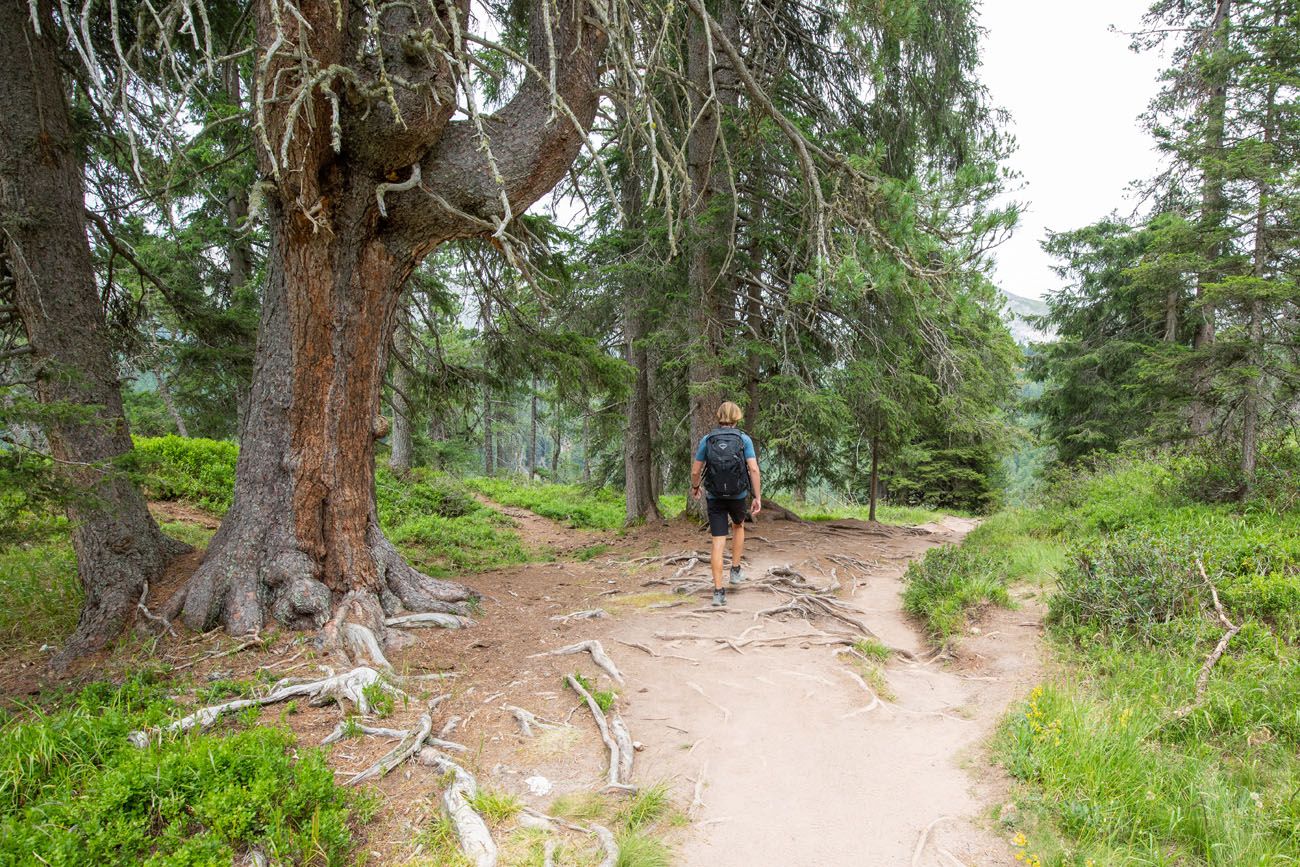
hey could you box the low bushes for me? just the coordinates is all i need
[465,476,628,529]
[0,672,367,866]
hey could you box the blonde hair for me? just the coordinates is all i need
[715,401,744,426]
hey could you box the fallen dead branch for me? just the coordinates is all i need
[531,640,625,685]
[421,750,498,867]
[386,612,476,629]
[1171,560,1242,722]
[566,674,635,792]
[128,667,400,746]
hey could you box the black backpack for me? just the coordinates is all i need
[702,428,749,497]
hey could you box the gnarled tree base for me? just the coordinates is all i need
[165,516,476,661]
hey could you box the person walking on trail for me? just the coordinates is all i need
[691,401,762,607]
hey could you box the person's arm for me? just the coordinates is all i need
[691,459,705,500]
[747,457,762,514]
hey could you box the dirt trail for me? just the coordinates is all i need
[605,516,1042,865]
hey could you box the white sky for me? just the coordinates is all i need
[978,0,1168,298]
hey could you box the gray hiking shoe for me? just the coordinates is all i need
[712,588,727,607]
[729,566,744,586]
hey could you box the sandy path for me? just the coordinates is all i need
[609,517,1042,866]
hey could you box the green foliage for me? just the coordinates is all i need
[468,789,523,824]
[466,477,626,529]
[1002,450,1300,863]
[131,435,239,514]
[360,680,395,719]
[0,540,80,648]
[902,510,1062,643]
[0,673,362,866]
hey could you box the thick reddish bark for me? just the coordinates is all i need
[1,0,187,662]
[179,0,607,645]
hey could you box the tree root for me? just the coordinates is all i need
[128,667,398,746]
[520,808,619,867]
[1171,560,1241,722]
[688,759,708,819]
[687,681,731,724]
[386,612,476,629]
[911,815,955,867]
[566,674,635,791]
[549,609,609,624]
[615,639,699,664]
[531,640,625,685]
[342,622,392,670]
[420,750,498,867]
[347,710,433,785]
[504,705,567,737]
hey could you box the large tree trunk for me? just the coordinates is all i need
[1,0,187,663]
[389,305,414,476]
[685,1,739,515]
[175,0,606,650]
[1190,0,1231,435]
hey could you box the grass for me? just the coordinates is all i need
[0,671,368,866]
[902,509,1064,643]
[0,539,79,648]
[990,451,1300,865]
[468,788,523,824]
[466,477,628,530]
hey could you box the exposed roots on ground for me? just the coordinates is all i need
[520,808,619,867]
[911,815,958,867]
[346,709,434,786]
[385,612,476,629]
[615,639,700,664]
[531,640,625,685]
[566,674,635,792]
[549,609,609,624]
[420,750,498,867]
[504,705,567,737]
[127,667,400,746]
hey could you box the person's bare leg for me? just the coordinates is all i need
[731,522,745,577]
[711,535,726,589]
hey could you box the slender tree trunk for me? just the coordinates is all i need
[1164,287,1180,343]
[153,363,190,437]
[1,0,187,663]
[868,437,880,523]
[389,305,414,476]
[1240,81,1277,490]
[1191,0,1232,435]
[581,387,592,485]
[528,375,539,479]
[173,0,606,649]
[482,295,495,476]
[550,402,562,480]
[619,103,662,524]
[686,1,739,515]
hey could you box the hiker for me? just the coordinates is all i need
[690,401,762,607]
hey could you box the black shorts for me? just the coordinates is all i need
[706,496,750,537]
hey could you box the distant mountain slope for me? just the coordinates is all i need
[999,289,1054,346]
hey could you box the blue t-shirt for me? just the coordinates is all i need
[695,429,756,499]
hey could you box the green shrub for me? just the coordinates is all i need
[466,477,626,529]
[131,435,239,514]
[0,673,364,866]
